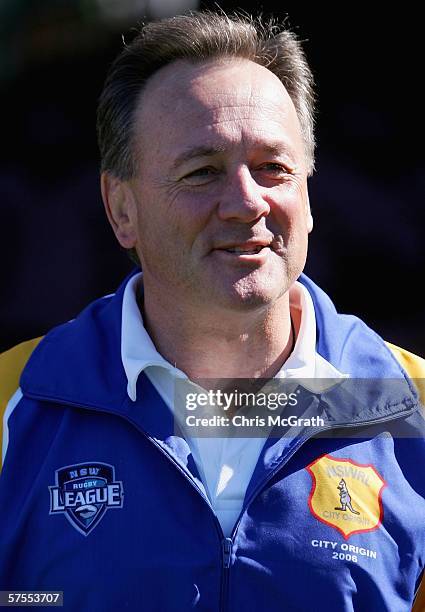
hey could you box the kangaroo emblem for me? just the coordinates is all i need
[335,479,360,514]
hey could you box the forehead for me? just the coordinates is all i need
[134,58,304,162]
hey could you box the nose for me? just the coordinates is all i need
[217,166,271,222]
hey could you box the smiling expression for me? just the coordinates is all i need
[122,58,313,313]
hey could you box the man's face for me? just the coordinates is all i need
[125,58,312,313]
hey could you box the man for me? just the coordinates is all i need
[0,11,424,611]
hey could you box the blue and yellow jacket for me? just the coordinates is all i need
[0,274,424,611]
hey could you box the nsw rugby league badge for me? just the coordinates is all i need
[49,462,124,536]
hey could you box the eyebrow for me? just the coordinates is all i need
[171,141,295,170]
[171,145,227,170]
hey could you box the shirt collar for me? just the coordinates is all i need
[121,273,345,401]
[121,273,181,401]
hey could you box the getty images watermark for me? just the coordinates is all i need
[173,377,425,439]
[173,381,327,437]
[185,389,324,428]
[170,376,425,439]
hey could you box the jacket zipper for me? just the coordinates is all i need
[220,537,233,612]
[144,434,234,611]
[132,429,235,610]
[114,415,233,611]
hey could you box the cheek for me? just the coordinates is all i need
[166,192,213,243]
[134,192,207,265]
[272,183,309,234]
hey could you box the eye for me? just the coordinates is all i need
[257,163,289,178]
[181,167,218,185]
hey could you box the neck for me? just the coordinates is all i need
[140,289,296,382]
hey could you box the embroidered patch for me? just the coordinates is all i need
[49,462,124,536]
[307,455,386,539]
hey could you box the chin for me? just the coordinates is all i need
[208,280,288,312]
[194,265,293,311]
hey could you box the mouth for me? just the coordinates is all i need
[214,239,273,257]
[212,244,273,265]
[223,245,267,255]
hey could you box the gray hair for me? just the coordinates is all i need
[97,10,316,179]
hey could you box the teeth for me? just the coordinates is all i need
[226,246,263,254]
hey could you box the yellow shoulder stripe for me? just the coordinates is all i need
[0,337,43,461]
[387,343,425,611]
[386,342,425,407]
[413,574,425,612]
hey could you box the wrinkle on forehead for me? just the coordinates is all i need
[159,62,293,113]
[184,98,296,129]
[138,57,297,121]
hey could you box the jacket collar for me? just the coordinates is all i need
[21,272,419,423]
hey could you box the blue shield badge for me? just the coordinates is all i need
[49,462,124,536]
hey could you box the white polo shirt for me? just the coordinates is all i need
[121,273,345,536]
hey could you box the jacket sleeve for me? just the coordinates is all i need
[386,341,425,612]
[0,337,43,470]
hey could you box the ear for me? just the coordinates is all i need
[101,172,137,248]
[305,190,313,233]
